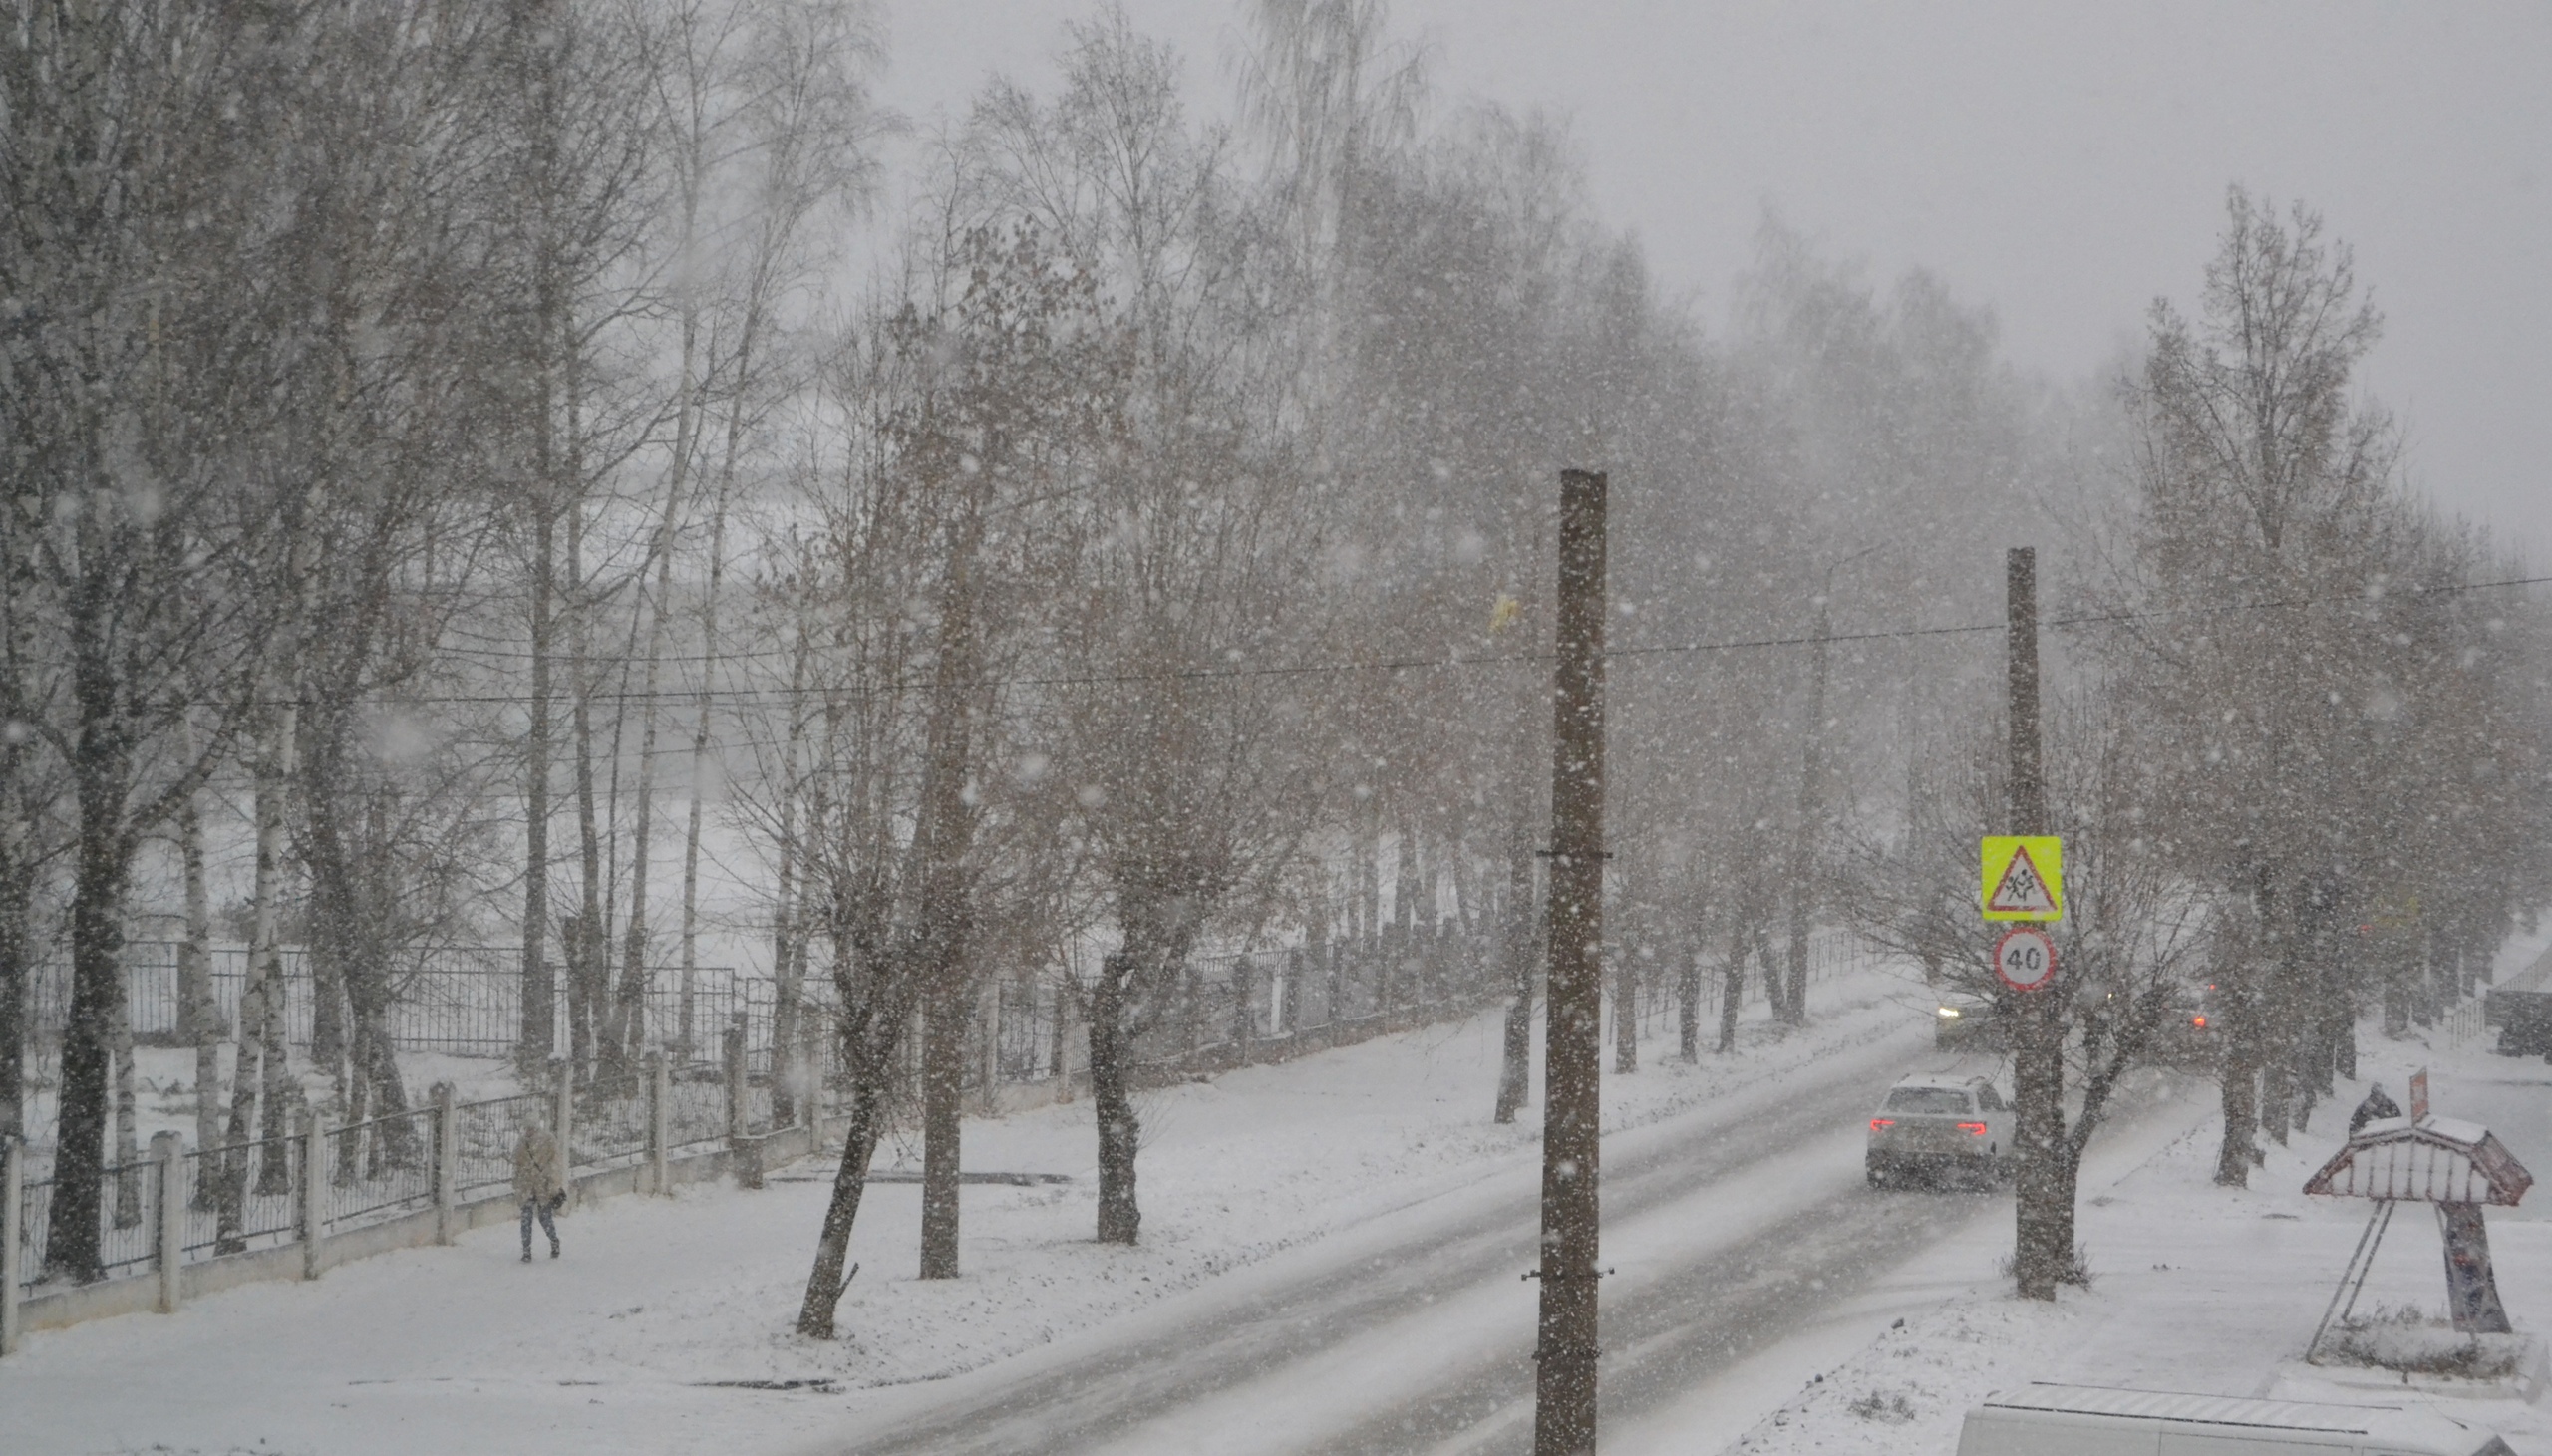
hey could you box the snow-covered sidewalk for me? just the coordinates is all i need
[4,965,1937,1455]
[1702,931,2552,1456]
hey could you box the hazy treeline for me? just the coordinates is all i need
[1858,192,2552,1241]
[4,0,2543,1300]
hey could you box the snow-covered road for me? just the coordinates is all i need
[10,966,2218,1455]
[805,1030,2193,1456]
[814,1069,1922,1453]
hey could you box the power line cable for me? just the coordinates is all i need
[25,572,2550,713]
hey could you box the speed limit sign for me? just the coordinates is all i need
[1992,926,2057,993]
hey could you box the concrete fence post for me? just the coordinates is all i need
[153,1131,184,1313]
[552,1059,576,1212]
[432,1083,458,1245]
[300,1110,329,1281]
[722,1020,747,1143]
[1231,956,1253,1064]
[2,1135,23,1355]
[647,1051,670,1196]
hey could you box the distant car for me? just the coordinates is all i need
[1933,997,2003,1051]
[2141,989,2218,1067]
[1867,1074,2011,1189]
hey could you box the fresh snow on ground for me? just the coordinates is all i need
[1692,925,2552,1456]
[4,964,1930,1454]
[15,934,2546,1456]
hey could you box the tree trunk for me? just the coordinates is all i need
[522,507,556,1072]
[1493,820,1535,1122]
[0,835,27,1144]
[1090,962,1141,1246]
[303,738,415,1144]
[308,919,348,1095]
[1612,925,1637,1074]
[56,571,143,1279]
[2258,903,2299,1146]
[50,805,131,1283]
[1678,937,1701,1063]
[795,1042,889,1339]
[919,982,965,1278]
[613,494,685,1093]
[176,758,224,1166]
[568,500,605,1088]
[1716,914,1747,1055]
[764,626,811,1111]
[112,1003,141,1228]
[909,503,986,1263]
[2214,979,2261,1186]
[230,697,297,1197]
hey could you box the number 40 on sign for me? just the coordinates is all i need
[1993,926,2058,993]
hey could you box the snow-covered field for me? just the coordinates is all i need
[1708,927,2552,1456]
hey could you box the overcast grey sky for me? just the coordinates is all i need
[876,1,2551,561]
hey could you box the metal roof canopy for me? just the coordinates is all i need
[2304,1115,2534,1206]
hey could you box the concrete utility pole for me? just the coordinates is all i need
[1535,469,1608,1456]
[2005,546,2064,1300]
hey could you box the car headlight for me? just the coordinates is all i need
[1936,1007,1961,1019]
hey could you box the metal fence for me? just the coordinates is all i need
[326,1110,436,1228]
[663,1077,728,1154]
[182,1130,304,1261]
[11,1177,45,1292]
[575,1090,652,1171]
[2,1054,845,1330]
[24,944,740,1060]
[15,1158,163,1291]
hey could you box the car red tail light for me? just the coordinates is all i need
[1957,1121,1988,1136]
[2191,1015,2207,1029]
[1870,1118,1894,1130]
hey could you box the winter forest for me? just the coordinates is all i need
[4,0,2548,1359]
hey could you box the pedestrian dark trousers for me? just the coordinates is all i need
[520,1197,559,1256]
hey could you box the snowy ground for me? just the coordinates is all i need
[1704,926,2552,1456]
[12,935,2545,1456]
[5,964,1940,1455]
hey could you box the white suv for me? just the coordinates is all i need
[1866,1074,2011,1188]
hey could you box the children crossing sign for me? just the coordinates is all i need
[1980,836,2064,921]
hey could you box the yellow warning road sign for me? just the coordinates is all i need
[1981,836,2063,921]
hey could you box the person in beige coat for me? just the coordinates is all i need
[513,1121,565,1261]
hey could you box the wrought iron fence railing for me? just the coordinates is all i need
[664,1077,728,1154]
[15,1157,163,1290]
[183,1128,305,1260]
[325,1110,437,1228]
